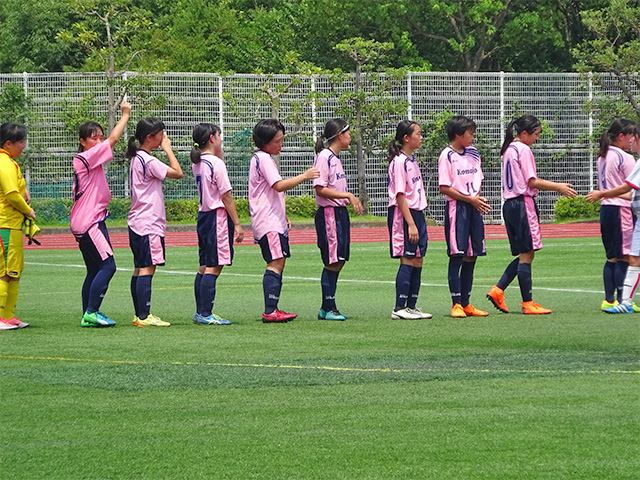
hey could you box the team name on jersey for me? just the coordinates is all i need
[457,167,478,176]
[411,175,422,184]
[336,172,346,180]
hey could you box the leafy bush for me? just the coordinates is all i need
[554,196,600,221]
[165,198,199,222]
[285,195,317,217]
[107,198,131,219]
[30,198,72,224]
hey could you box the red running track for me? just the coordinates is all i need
[24,223,601,251]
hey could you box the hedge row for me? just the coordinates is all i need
[553,196,600,221]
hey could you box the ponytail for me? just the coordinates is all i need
[388,120,418,163]
[314,134,326,154]
[500,114,541,155]
[125,135,138,159]
[597,118,635,158]
[125,117,166,159]
[191,123,221,164]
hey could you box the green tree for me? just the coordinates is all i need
[0,0,85,73]
[333,38,408,213]
[56,0,154,130]
[573,0,640,122]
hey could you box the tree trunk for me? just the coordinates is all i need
[354,63,369,214]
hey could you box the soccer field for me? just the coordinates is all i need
[1,237,639,479]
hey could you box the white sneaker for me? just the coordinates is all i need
[407,307,433,319]
[391,307,423,320]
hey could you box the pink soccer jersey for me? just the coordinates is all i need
[70,140,113,235]
[502,141,539,200]
[127,149,170,236]
[193,153,232,212]
[438,146,484,201]
[388,153,427,210]
[597,145,635,207]
[248,150,287,241]
[313,148,349,207]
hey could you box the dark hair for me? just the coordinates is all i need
[191,123,222,164]
[126,117,165,159]
[446,115,476,141]
[315,118,349,154]
[387,120,419,163]
[0,122,27,147]
[597,118,636,158]
[252,119,285,150]
[78,121,104,153]
[500,114,542,155]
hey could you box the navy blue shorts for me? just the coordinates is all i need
[387,206,428,258]
[197,208,235,267]
[502,196,542,256]
[444,200,486,257]
[75,220,114,267]
[315,206,350,266]
[600,204,634,259]
[258,231,291,263]
[128,227,166,268]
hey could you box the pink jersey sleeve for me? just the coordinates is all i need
[438,147,455,187]
[598,146,635,207]
[313,148,349,207]
[82,140,113,169]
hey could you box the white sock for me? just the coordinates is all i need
[621,266,640,305]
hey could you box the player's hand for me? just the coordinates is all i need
[304,167,320,180]
[160,132,172,150]
[28,208,35,220]
[472,195,491,215]
[286,215,292,230]
[585,191,601,203]
[350,194,364,215]
[121,101,132,115]
[408,223,419,244]
[558,183,577,198]
[235,224,244,243]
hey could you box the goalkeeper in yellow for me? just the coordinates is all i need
[0,123,36,330]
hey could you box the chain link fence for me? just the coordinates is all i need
[0,71,623,222]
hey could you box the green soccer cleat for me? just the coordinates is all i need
[601,300,617,311]
[318,309,346,321]
[81,310,116,328]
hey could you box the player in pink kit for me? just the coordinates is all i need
[438,115,491,318]
[487,114,576,315]
[388,120,432,320]
[71,100,131,328]
[594,118,637,311]
[191,123,244,326]
[249,119,319,323]
[587,123,640,314]
[313,118,363,321]
[126,117,183,327]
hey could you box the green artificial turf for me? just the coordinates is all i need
[1,238,638,479]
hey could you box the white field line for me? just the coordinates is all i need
[25,261,603,295]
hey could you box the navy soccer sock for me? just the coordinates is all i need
[460,260,476,307]
[517,262,533,302]
[395,264,413,311]
[447,256,463,306]
[200,273,218,317]
[87,256,116,313]
[82,265,98,314]
[407,266,423,309]
[136,275,153,320]
[320,268,339,311]
[263,270,282,314]
[603,261,616,303]
[194,272,203,314]
[615,261,629,303]
[130,275,139,317]
[497,258,519,291]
